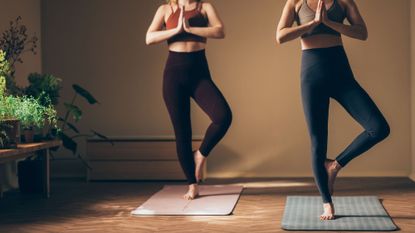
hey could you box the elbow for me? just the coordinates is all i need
[145,37,154,46]
[216,27,225,39]
[361,31,368,41]
[145,33,156,45]
[276,32,286,44]
[356,27,368,41]
[276,36,283,44]
[357,32,368,41]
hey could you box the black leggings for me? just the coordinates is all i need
[301,46,390,203]
[163,50,232,184]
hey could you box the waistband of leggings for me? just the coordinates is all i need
[168,49,206,57]
[302,45,345,54]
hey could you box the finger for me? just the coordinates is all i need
[320,1,325,15]
[316,1,322,13]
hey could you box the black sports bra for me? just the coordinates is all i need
[296,0,346,38]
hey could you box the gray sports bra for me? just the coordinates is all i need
[296,0,346,38]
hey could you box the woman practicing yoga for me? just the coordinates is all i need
[276,0,390,220]
[146,0,232,200]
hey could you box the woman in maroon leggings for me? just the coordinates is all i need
[146,0,232,200]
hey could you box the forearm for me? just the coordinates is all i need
[187,26,225,39]
[277,21,316,44]
[146,28,179,45]
[324,20,367,40]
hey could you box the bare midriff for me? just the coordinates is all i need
[168,41,206,52]
[301,33,343,50]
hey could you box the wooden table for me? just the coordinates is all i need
[0,140,62,198]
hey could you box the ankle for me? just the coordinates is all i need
[196,150,207,158]
[333,160,342,172]
[323,202,334,210]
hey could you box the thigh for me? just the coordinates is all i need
[192,78,231,121]
[332,79,387,129]
[301,81,330,142]
[162,76,192,140]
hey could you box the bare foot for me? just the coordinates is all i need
[320,202,335,220]
[183,184,199,200]
[194,150,207,183]
[325,159,342,195]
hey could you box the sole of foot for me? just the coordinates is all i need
[325,159,340,196]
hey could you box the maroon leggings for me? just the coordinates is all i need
[163,49,232,184]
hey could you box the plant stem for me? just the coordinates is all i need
[61,93,77,131]
[71,134,92,139]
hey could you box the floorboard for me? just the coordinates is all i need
[0,177,414,233]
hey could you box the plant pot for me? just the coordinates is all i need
[0,119,20,149]
[23,128,35,143]
[41,120,50,138]
[17,159,45,194]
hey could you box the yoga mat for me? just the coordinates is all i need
[131,185,243,216]
[281,196,397,231]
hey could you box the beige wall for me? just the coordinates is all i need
[411,0,415,181]
[0,0,42,189]
[42,0,411,178]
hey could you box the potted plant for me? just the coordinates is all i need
[17,95,57,142]
[0,96,21,148]
[0,50,20,149]
[6,94,58,193]
[0,16,38,95]
[24,73,62,138]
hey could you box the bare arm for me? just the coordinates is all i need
[183,2,225,39]
[276,0,321,44]
[145,5,183,45]
[322,0,367,40]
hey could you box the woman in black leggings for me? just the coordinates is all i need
[276,0,390,219]
[146,0,232,200]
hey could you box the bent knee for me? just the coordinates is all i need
[213,108,232,127]
[370,120,390,141]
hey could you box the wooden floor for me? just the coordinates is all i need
[0,177,414,233]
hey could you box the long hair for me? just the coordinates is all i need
[167,0,201,4]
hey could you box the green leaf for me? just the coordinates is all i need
[66,122,80,133]
[91,130,114,145]
[58,131,77,154]
[72,84,99,105]
[64,103,82,122]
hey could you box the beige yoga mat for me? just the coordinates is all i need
[131,185,244,216]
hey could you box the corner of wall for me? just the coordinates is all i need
[411,0,415,182]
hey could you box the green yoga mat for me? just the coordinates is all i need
[281,196,397,231]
